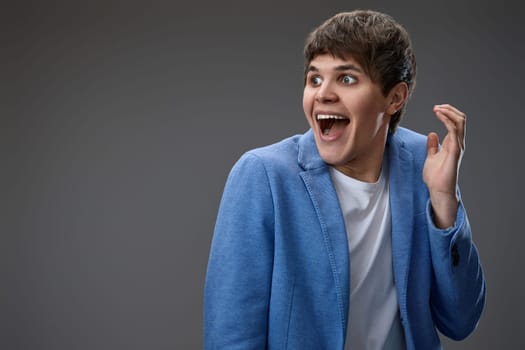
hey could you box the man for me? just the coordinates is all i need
[204,10,486,349]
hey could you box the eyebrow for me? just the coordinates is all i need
[307,64,363,73]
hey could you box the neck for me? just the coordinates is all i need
[335,130,389,183]
[335,154,385,182]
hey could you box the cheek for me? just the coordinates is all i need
[352,96,386,123]
[351,93,375,114]
[302,89,314,114]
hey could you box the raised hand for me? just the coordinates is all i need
[423,104,466,229]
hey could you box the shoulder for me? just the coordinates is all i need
[222,134,305,204]
[393,126,427,148]
[246,134,302,162]
[234,134,303,176]
[390,127,428,163]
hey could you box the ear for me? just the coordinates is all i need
[386,82,409,115]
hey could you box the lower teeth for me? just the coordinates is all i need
[323,129,330,135]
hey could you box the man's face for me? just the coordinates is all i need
[303,54,394,177]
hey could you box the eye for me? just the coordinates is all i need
[340,75,356,85]
[310,75,323,86]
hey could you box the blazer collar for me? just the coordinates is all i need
[298,129,326,171]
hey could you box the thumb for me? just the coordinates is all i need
[427,132,439,157]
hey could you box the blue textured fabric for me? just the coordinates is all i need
[204,128,486,349]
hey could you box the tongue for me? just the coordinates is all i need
[321,119,349,135]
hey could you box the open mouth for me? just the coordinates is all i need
[316,114,350,135]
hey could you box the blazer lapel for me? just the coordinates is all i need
[298,130,350,336]
[387,135,415,315]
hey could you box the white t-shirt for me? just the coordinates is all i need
[330,163,406,350]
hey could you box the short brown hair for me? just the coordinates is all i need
[304,10,417,132]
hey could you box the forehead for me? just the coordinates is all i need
[307,54,364,73]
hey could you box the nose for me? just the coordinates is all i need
[315,81,338,103]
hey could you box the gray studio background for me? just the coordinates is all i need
[2,0,523,349]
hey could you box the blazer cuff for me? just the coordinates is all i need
[426,199,466,235]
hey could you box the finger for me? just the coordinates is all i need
[434,109,465,151]
[434,110,457,136]
[434,104,466,119]
[433,105,466,128]
[427,132,439,157]
[434,104,466,148]
[434,110,464,154]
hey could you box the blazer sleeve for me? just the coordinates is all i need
[426,195,486,340]
[204,153,275,349]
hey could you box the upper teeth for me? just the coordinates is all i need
[316,114,346,120]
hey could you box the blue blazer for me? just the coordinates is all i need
[204,128,486,349]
